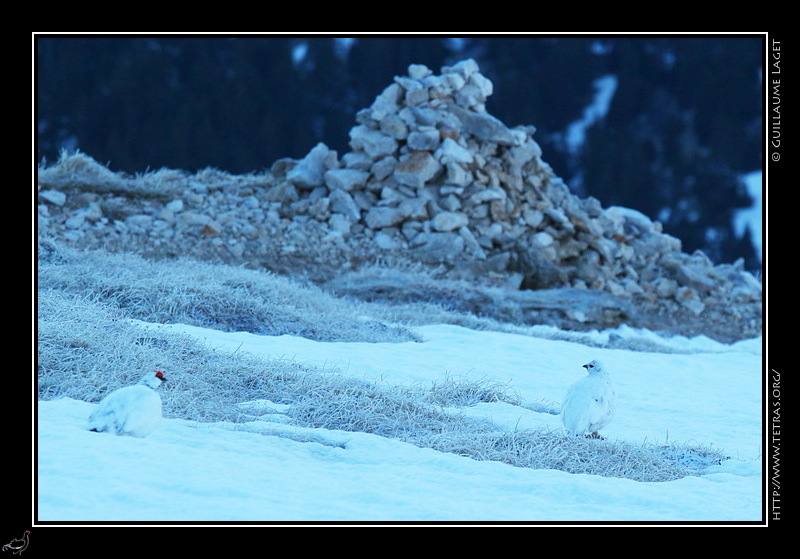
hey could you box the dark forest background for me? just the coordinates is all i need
[35,35,763,270]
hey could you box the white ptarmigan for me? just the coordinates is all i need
[87,371,167,437]
[561,360,615,439]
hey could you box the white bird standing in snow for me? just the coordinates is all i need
[561,360,615,439]
[87,371,167,437]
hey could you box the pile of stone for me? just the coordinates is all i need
[266,60,760,313]
[272,58,557,271]
[37,59,762,341]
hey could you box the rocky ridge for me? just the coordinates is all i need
[36,59,762,342]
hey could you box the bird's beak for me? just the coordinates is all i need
[582,364,589,369]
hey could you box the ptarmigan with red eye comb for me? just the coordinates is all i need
[561,360,615,439]
[87,371,167,437]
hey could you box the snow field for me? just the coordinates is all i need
[38,319,762,522]
[159,321,761,463]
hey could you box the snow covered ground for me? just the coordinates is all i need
[735,170,763,262]
[37,322,763,524]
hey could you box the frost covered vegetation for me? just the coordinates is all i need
[37,236,418,344]
[38,237,725,483]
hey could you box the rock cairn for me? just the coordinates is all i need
[37,59,762,341]
[275,58,549,271]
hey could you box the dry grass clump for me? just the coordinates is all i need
[37,149,191,199]
[37,236,419,344]
[423,429,705,482]
[288,380,721,482]
[37,288,313,422]
[290,379,464,440]
[423,374,521,408]
[38,150,134,193]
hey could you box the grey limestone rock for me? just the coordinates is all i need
[324,168,369,192]
[287,143,334,189]
[393,151,442,188]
